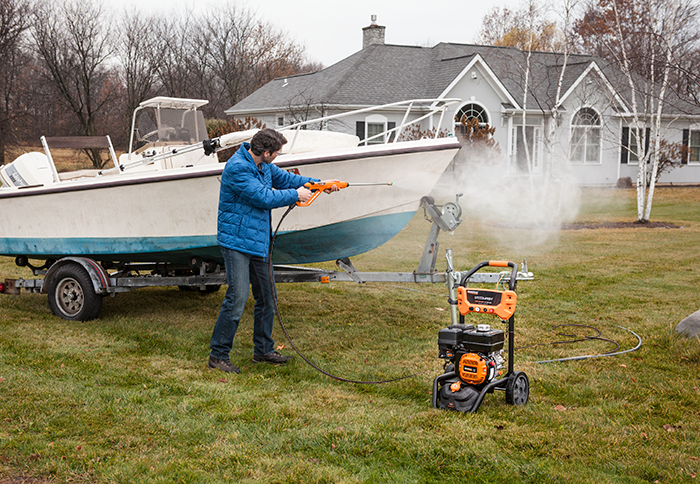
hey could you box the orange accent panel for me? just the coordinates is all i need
[456,287,517,320]
[458,353,488,385]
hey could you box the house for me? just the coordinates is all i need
[226,17,700,186]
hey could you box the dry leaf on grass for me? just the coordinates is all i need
[554,405,567,412]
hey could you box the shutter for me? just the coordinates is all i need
[644,127,651,162]
[621,127,629,164]
[682,129,689,164]
[387,122,396,142]
[356,121,365,145]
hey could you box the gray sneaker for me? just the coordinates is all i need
[252,351,292,365]
[208,356,241,374]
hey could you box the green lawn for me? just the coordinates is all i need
[1,187,699,483]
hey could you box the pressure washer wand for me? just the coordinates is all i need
[296,181,393,207]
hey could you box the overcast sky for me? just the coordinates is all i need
[129,0,528,66]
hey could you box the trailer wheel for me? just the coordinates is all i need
[505,371,529,406]
[47,264,102,321]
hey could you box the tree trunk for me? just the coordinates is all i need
[0,115,6,166]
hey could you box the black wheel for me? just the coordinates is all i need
[47,264,102,321]
[505,371,529,406]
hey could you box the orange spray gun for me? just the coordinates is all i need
[296,181,393,207]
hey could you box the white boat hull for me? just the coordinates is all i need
[0,138,459,264]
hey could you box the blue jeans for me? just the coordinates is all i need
[210,246,277,360]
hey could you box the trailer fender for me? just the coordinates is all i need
[42,257,110,295]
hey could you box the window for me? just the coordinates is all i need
[570,107,601,164]
[455,103,489,125]
[454,103,489,139]
[629,129,640,163]
[687,130,700,163]
[511,125,542,174]
[356,115,395,145]
[621,127,650,164]
[276,115,285,127]
[367,122,385,145]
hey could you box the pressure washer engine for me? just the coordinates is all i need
[433,261,529,412]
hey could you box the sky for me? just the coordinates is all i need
[127,0,528,67]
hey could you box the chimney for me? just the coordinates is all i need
[362,14,385,49]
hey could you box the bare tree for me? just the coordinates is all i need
[476,0,584,225]
[154,14,198,101]
[32,0,117,168]
[575,0,697,222]
[0,0,31,165]
[154,11,225,118]
[476,4,566,52]
[5,0,317,166]
[116,9,164,147]
[198,4,308,116]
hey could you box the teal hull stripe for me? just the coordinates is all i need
[0,211,415,265]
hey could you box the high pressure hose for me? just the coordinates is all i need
[515,323,642,364]
[268,204,427,384]
[533,325,642,364]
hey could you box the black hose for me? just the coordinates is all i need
[267,204,427,384]
[535,326,642,364]
[515,323,642,364]
[516,324,620,353]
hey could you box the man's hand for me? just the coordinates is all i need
[319,180,342,193]
[297,186,313,203]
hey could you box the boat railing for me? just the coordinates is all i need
[102,98,461,175]
[280,98,461,153]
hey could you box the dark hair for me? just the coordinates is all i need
[250,128,287,156]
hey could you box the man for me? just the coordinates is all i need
[208,128,336,374]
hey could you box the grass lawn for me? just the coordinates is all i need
[1,187,699,483]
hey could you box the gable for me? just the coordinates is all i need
[436,54,520,108]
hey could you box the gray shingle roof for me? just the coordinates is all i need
[227,42,700,116]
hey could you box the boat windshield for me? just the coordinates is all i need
[134,107,208,150]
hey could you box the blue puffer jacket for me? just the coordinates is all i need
[217,143,318,258]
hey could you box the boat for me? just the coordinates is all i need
[0,97,461,268]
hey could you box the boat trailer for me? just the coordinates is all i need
[1,196,533,321]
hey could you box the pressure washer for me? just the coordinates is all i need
[433,260,529,412]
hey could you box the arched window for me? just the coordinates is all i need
[570,107,601,164]
[454,103,489,139]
